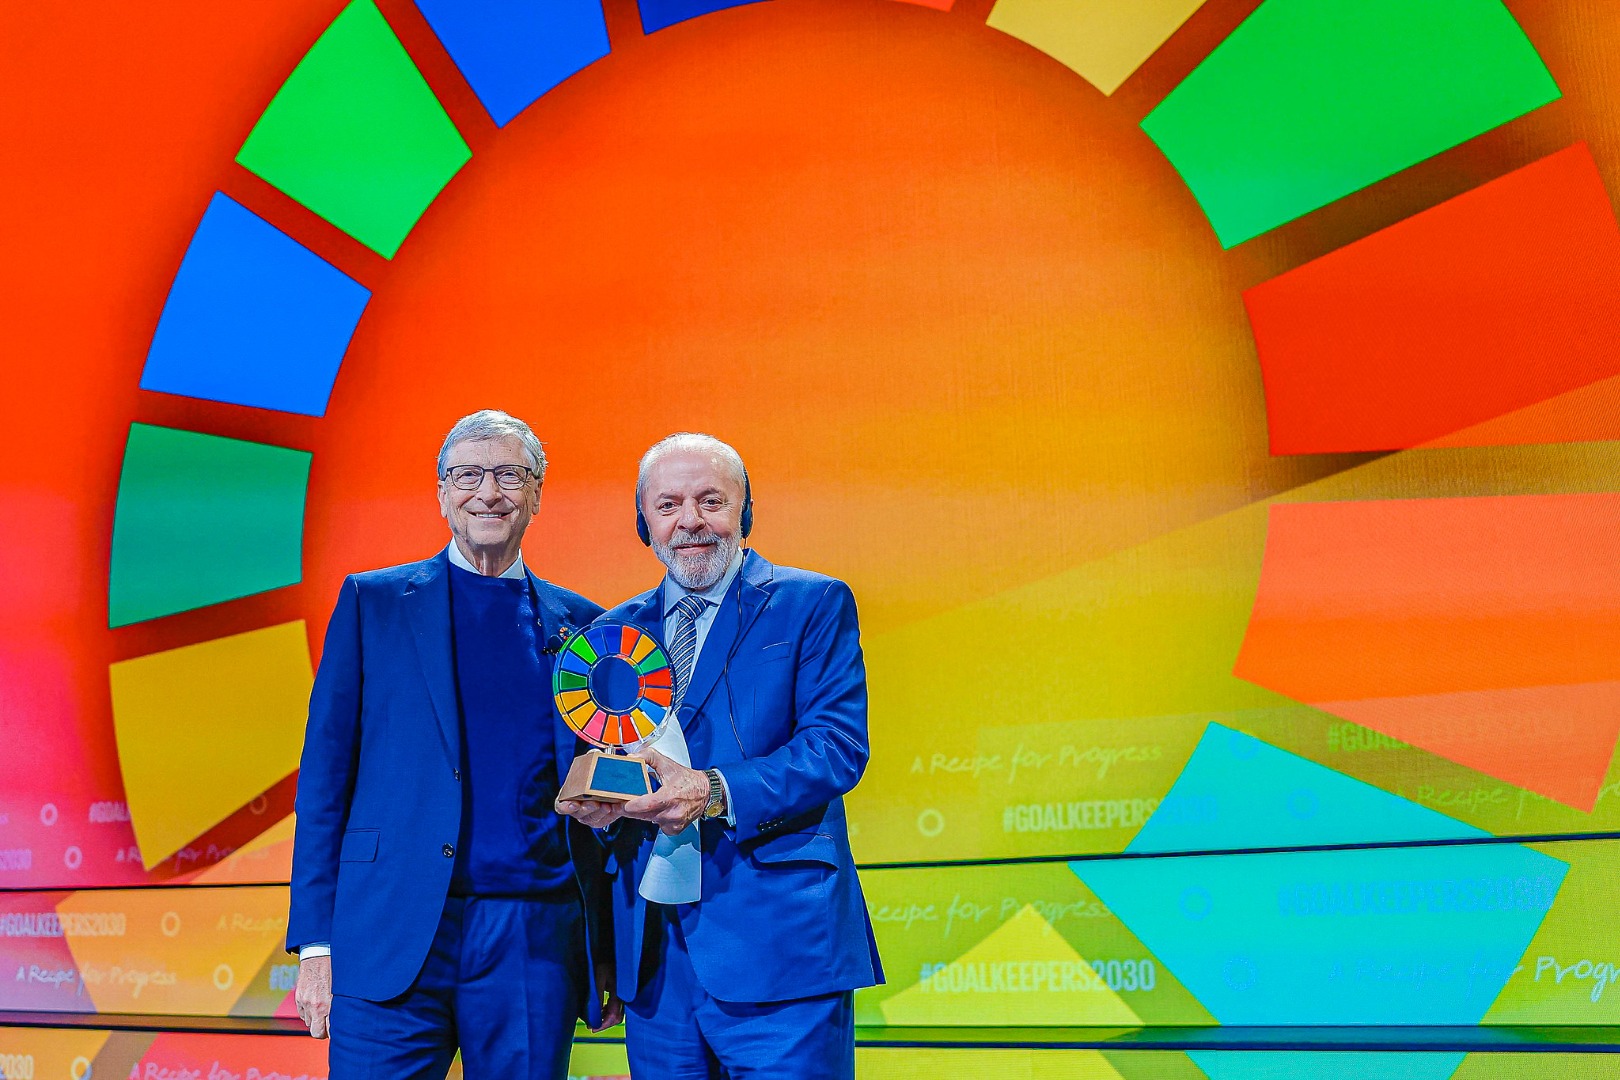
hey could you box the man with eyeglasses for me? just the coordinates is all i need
[286,410,621,1079]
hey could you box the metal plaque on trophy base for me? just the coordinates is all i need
[557,748,654,803]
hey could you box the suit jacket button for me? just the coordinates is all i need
[442,844,455,858]
[453,769,461,782]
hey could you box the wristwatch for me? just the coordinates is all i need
[701,769,727,820]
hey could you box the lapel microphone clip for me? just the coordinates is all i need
[542,623,575,656]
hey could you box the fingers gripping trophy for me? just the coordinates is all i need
[552,622,675,802]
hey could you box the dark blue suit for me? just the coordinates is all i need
[600,551,883,1077]
[287,551,609,1075]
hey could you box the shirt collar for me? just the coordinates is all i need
[445,542,527,580]
[662,547,746,617]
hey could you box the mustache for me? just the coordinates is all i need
[669,529,719,548]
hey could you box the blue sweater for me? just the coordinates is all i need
[448,563,572,896]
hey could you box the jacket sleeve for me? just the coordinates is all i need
[285,576,364,953]
[570,818,616,964]
[720,580,870,844]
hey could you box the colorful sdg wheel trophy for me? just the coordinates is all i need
[553,622,674,803]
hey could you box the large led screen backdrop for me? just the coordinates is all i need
[3,1035,1619,1080]
[7,0,1620,1040]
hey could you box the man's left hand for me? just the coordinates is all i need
[591,961,624,1032]
[622,750,709,835]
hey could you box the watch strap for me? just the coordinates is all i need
[702,768,726,819]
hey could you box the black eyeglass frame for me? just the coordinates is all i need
[440,464,540,491]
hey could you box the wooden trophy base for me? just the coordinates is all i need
[556,749,654,805]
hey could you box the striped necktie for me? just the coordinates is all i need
[668,593,708,706]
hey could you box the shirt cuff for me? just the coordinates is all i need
[298,943,332,961]
[713,769,737,827]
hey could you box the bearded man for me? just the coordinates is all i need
[559,432,882,1080]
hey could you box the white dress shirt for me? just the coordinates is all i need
[447,541,527,579]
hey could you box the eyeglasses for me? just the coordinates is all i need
[442,464,537,491]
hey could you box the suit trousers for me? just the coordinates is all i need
[626,905,855,1080]
[328,893,583,1080]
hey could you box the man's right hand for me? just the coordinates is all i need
[295,954,333,1039]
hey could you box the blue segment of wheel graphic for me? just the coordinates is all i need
[1189,1050,1465,1080]
[639,0,767,35]
[1129,723,1485,854]
[414,0,610,127]
[1072,842,1566,1024]
[586,624,621,657]
[141,193,370,417]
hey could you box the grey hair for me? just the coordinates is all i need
[636,432,747,506]
[436,410,548,482]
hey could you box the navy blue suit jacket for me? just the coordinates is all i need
[286,551,610,1019]
[602,550,884,1004]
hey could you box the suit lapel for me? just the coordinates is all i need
[679,550,774,720]
[622,589,665,642]
[734,549,773,650]
[403,552,460,770]
[531,572,591,766]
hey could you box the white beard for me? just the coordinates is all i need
[656,530,739,591]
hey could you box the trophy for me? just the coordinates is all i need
[553,622,674,803]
